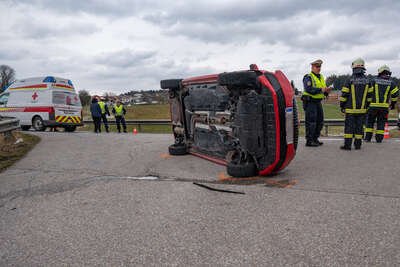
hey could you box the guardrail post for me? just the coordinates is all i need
[325,125,329,136]
[138,124,142,132]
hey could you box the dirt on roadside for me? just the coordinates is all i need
[0,132,40,172]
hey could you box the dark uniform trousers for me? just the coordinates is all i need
[304,101,324,142]
[344,114,364,148]
[115,116,127,132]
[101,114,109,132]
[365,108,388,142]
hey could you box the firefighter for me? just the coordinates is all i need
[98,97,110,133]
[302,59,332,147]
[364,65,398,142]
[339,58,373,150]
[112,100,127,133]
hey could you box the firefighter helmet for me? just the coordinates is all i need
[351,58,365,69]
[378,65,391,74]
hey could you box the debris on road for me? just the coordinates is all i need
[193,182,245,194]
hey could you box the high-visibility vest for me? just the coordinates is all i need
[303,72,326,99]
[98,101,106,114]
[114,105,124,116]
[369,77,399,108]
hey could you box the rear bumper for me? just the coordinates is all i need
[43,120,84,127]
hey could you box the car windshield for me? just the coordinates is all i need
[52,91,81,106]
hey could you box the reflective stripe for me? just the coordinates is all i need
[302,91,325,99]
[344,134,353,138]
[370,103,389,108]
[351,84,356,109]
[367,98,372,102]
[354,134,363,139]
[361,84,369,109]
[340,97,347,102]
[342,87,350,93]
[391,86,399,95]
[375,84,379,104]
[376,130,385,134]
[392,97,398,101]
[345,108,367,114]
[365,128,373,133]
[368,87,374,93]
[383,85,391,103]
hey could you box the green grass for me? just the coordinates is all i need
[83,104,170,120]
[0,132,41,172]
[77,124,172,134]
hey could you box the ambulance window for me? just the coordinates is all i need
[0,93,9,105]
[52,91,81,106]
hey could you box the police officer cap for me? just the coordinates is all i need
[351,58,365,69]
[310,59,323,66]
[378,65,391,74]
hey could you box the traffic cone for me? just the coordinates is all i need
[384,122,390,139]
[133,128,138,135]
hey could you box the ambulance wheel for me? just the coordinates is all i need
[21,125,31,131]
[64,125,77,132]
[227,162,257,178]
[168,144,187,155]
[32,116,46,131]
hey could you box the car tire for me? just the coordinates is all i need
[227,162,257,178]
[218,71,258,88]
[168,144,187,155]
[21,125,31,131]
[32,116,46,131]
[160,79,182,90]
[64,125,77,132]
[293,98,299,150]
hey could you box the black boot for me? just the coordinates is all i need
[306,140,319,147]
[340,145,351,150]
[364,132,372,142]
[354,139,362,150]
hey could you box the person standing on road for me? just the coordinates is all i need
[364,65,399,143]
[112,100,127,133]
[302,59,332,147]
[340,58,372,150]
[98,97,110,133]
[90,97,102,133]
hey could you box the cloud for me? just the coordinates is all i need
[94,49,157,68]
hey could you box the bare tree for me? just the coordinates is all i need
[0,65,16,92]
[78,90,91,106]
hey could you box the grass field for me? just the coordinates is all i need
[80,102,399,135]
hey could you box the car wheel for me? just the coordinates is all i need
[293,98,299,150]
[218,71,258,88]
[160,79,182,90]
[32,116,46,131]
[227,162,257,178]
[168,144,187,155]
[64,125,77,132]
[21,125,31,131]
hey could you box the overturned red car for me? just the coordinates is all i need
[161,64,298,177]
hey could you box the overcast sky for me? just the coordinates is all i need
[1,0,399,95]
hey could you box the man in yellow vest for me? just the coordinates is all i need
[112,100,127,133]
[302,59,332,147]
[98,97,110,133]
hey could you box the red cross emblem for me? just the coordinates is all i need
[32,92,38,100]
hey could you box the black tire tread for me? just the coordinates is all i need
[227,162,257,178]
[160,79,182,90]
[168,144,187,155]
[218,71,258,88]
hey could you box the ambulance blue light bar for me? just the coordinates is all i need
[43,76,56,83]
[68,80,74,87]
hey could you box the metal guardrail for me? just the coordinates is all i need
[83,119,399,135]
[0,117,20,135]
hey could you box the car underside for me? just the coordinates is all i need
[161,65,298,177]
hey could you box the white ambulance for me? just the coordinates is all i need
[0,76,83,132]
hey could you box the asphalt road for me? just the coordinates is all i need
[0,132,399,266]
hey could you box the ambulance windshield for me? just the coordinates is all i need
[52,91,81,106]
